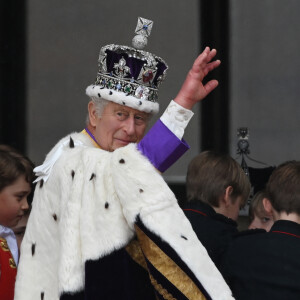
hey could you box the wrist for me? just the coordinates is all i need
[173,95,194,110]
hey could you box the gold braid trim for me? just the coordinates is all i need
[149,273,177,300]
[0,238,17,268]
[0,237,10,251]
[125,240,160,300]
[9,258,17,269]
[125,239,148,271]
[135,225,207,300]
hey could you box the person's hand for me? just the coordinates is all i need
[174,47,221,110]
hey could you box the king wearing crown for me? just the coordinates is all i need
[14,17,233,300]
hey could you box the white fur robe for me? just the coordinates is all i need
[14,132,234,300]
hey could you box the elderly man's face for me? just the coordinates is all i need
[88,101,150,152]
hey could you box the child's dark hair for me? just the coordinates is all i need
[0,145,35,192]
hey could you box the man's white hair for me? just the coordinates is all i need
[86,97,110,125]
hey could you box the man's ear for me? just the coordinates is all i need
[224,186,234,207]
[262,198,273,214]
[88,101,98,127]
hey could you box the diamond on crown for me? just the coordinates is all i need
[95,73,158,102]
[114,57,131,78]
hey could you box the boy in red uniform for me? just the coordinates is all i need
[0,145,34,300]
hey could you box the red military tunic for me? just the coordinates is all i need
[0,237,17,300]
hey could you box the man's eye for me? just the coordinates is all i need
[135,116,146,125]
[262,217,271,223]
[116,112,127,120]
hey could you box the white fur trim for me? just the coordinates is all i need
[86,85,159,114]
[33,138,85,183]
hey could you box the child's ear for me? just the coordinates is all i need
[224,186,233,207]
[263,198,273,214]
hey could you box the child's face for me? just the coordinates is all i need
[248,210,274,232]
[12,212,30,251]
[0,175,31,228]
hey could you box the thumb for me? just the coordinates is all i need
[203,79,219,96]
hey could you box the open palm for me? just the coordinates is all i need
[174,47,221,110]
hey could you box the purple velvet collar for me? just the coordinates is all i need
[84,128,101,148]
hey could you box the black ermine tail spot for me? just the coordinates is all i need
[69,137,75,148]
[98,93,101,97]
[71,170,75,180]
[181,235,188,240]
[41,292,44,300]
[53,213,57,221]
[119,159,125,164]
[105,202,109,209]
[40,179,44,188]
[139,189,144,193]
[109,91,113,95]
[32,243,36,256]
[90,173,96,181]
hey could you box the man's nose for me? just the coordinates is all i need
[123,116,136,136]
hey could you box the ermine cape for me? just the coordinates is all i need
[15,132,234,300]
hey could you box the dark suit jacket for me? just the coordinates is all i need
[220,220,300,300]
[183,201,238,270]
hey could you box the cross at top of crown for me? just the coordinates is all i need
[135,17,153,38]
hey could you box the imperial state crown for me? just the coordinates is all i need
[86,17,168,114]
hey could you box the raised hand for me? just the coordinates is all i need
[174,47,221,110]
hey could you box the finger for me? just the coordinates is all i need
[204,79,219,95]
[203,59,221,75]
[191,55,207,75]
[200,49,217,69]
[207,48,217,62]
[194,58,221,79]
[203,46,211,55]
[191,47,219,75]
[199,48,218,69]
[193,47,210,66]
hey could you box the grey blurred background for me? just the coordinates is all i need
[1,0,299,191]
